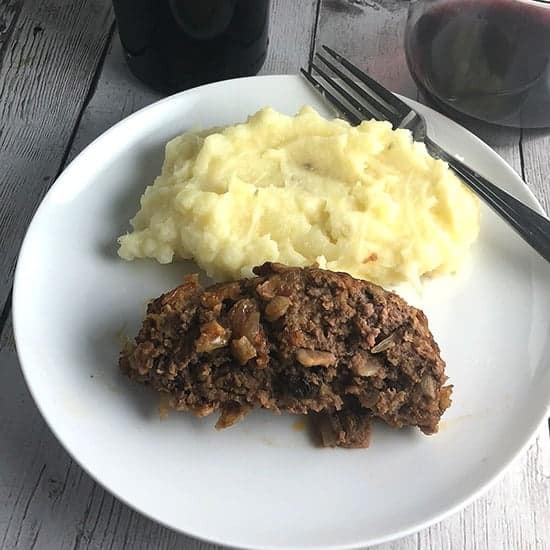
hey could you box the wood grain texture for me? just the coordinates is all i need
[0,0,114,314]
[521,129,550,214]
[1,0,549,549]
[0,1,23,65]
[316,0,418,98]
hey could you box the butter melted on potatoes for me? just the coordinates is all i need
[118,106,479,285]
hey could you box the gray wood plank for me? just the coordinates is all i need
[315,0,417,98]
[263,0,320,74]
[0,0,114,316]
[521,129,550,214]
[0,1,23,64]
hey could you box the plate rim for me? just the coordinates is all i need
[12,74,550,550]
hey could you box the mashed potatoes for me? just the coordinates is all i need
[118,106,479,285]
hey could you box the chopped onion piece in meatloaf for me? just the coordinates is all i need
[120,263,452,448]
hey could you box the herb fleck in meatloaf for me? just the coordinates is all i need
[120,263,452,448]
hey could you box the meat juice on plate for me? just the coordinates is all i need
[405,0,550,127]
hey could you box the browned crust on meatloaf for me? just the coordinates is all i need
[120,263,452,447]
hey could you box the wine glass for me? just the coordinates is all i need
[405,0,550,128]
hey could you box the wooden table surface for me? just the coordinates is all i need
[1,1,549,549]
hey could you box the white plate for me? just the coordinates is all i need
[13,75,550,550]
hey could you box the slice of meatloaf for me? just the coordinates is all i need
[120,263,452,448]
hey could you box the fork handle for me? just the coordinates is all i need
[425,137,550,263]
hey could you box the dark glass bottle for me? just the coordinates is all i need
[405,0,550,128]
[112,0,270,94]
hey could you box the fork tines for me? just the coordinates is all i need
[301,47,550,264]
[301,45,409,127]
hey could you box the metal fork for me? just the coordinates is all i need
[301,46,550,263]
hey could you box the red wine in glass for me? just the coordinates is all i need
[405,0,550,128]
